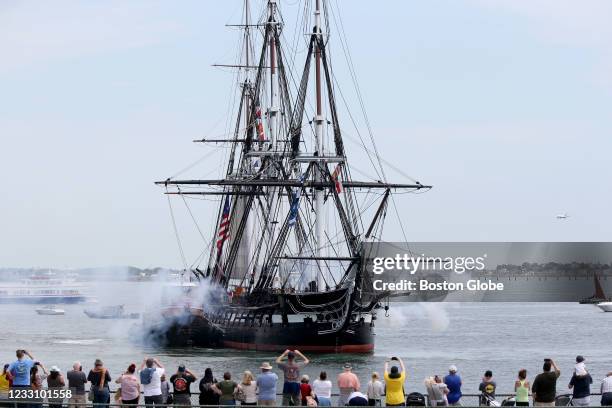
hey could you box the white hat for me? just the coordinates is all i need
[50,366,61,373]
[449,365,457,373]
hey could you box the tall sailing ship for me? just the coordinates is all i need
[147,0,430,352]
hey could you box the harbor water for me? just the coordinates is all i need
[1,281,611,400]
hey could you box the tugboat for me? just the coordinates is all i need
[84,305,140,319]
[147,0,430,352]
[35,305,65,315]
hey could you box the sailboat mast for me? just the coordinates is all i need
[314,0,325,290]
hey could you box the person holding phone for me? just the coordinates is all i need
[67,362,88,408]
[532,359,560,407]
[8,350,38,388]
[384,357,406,407]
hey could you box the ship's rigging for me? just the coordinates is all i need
[152,0,431,352]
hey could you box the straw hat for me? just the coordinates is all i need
[260,362,273,370]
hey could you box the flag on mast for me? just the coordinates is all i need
[217,195,231,250]
[332,164,343,193]
[255,107,266,142]
[288,174,305,227]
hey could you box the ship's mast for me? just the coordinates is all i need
[159,1,432,293]
[243,0,254,280]
[313,0,325,290]
[268,0,279,147]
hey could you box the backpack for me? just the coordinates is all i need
[140,368,156,385]
[234,384,246,402]
[406,392,426,406]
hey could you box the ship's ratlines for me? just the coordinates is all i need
[148,0,431,353]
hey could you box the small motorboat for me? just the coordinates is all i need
[596,302,612,312]
[36,305,65,315]
[83,305,140,319]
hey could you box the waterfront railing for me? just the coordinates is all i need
[2,393,610,408]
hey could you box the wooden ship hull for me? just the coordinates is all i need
[145,287,383,353]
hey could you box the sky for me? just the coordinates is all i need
[1,0,611,269]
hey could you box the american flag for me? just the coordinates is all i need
[217,196,231,250]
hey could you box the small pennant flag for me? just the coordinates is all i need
[288,174,305,227]
[255,107,265,142]
[332,164,343,193]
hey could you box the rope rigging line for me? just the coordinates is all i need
[167,145,227,181]
[329,0,386,181]
[179,192,213,264]
[166,188,188,270]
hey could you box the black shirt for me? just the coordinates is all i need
[532,371,560,403]
[569,374,592,399]
[87,370,111,389]
[199,379,220,405]
[170,374,196,395]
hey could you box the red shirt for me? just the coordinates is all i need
[300,383,312,402]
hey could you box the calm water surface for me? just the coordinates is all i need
[1,281,611,399]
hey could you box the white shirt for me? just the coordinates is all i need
[312,379,333,398]
[142,367,165,397]
[433,383,449,401]
[349,391,368,401]
[367,380,384,400]
[240,382,258,404]
[601,376,612,394]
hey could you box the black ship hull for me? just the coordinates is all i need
[145,306,375,353]
[220,320,374,353]
[148,319,374,353]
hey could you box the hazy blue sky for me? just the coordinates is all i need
[1,1,611,269]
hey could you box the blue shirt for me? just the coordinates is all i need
[444,373,462,404]
[256,371,279,401]
[9,358,36,386]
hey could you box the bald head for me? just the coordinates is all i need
[73,362,81,371]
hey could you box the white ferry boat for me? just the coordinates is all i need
[0,274,89,304]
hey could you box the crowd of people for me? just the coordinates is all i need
[2,349,612,407]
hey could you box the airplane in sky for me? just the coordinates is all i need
[556,213,570,219]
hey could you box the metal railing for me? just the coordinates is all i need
[1,393,610,408]
[2,403,612,408]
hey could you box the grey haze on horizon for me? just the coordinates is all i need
[1,1,611,269]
